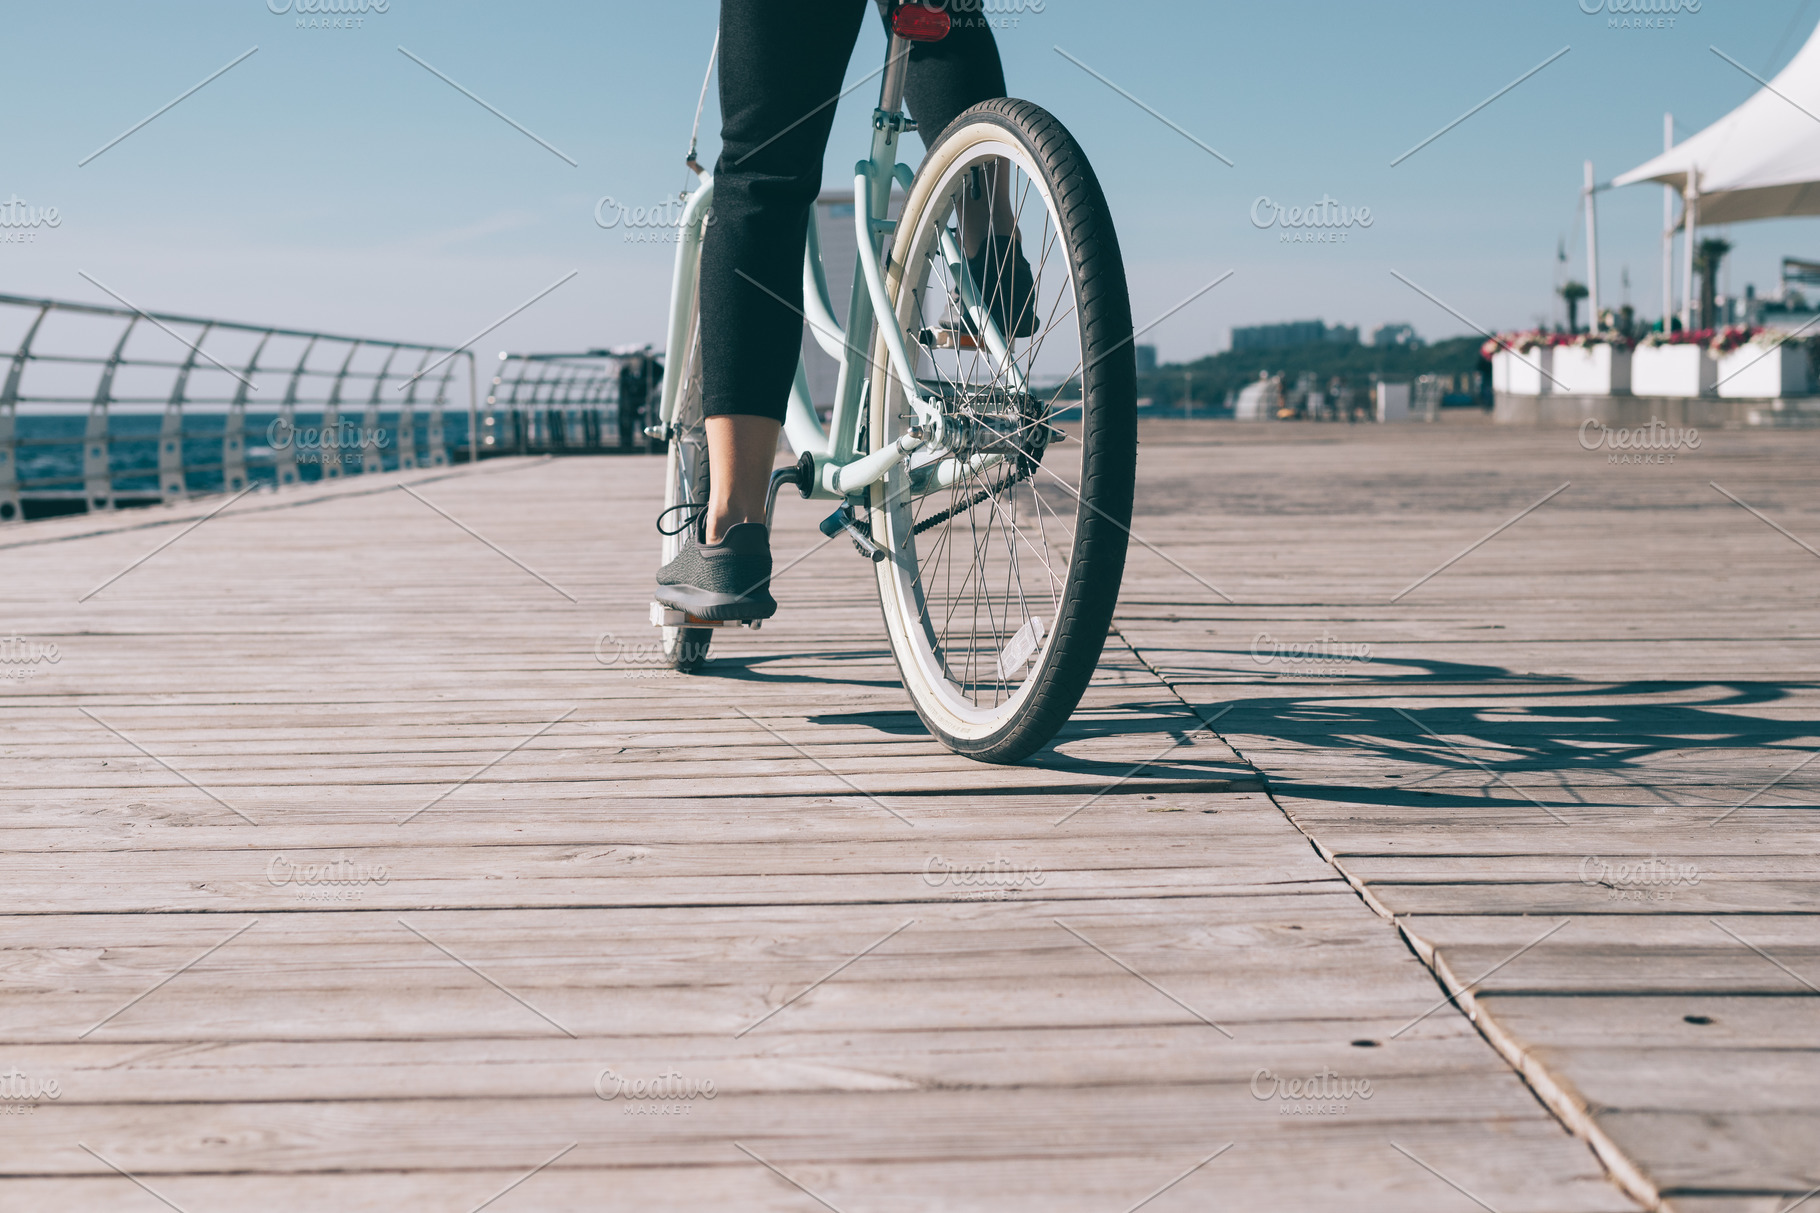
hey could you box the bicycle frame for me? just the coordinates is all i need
[657,29,1016,506]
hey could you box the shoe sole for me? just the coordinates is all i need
[653,583,777,621]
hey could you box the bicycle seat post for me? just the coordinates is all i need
[878,31,912,116]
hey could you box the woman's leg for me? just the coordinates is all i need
[697,0,868,543]
[703,414,780,543]
[900,11,1010,253]
[901,10,1006,149]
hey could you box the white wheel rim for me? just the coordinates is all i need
[871,129,1083,740]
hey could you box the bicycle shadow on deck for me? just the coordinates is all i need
[802,652,1820,803]
[1162,654,1819,812]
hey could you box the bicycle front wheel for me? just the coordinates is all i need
[869,98,1136,762]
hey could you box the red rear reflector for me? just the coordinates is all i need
[892,4,951,41]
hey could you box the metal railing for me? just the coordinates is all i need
[479,349,662,457]
[0,291,479,524]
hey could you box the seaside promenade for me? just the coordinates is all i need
[1,421,1814,1211]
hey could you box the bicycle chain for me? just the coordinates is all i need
[910,461,1037,535]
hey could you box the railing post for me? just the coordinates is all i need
[223,332,268,494]
[581,368,601,449]
[431,359,455,467]
[87,318,138,513]
[274,336,314,489]
[399,348,430,470]
[503,356,533,455]
[527,364,553,452]
[466,352,479,464]
[362,347,397,477]
[161,322,213,504]
[548,367,570,451]
[322,342,361,481]
[0,303,49,525]
[562,366,586,448]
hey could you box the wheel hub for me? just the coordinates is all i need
[930,386,1051,472]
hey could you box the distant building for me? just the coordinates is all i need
[1134,344,1157,374]
[1371,322,1421,348]
[1231,320,1325,352]
[1231,320,1358,352]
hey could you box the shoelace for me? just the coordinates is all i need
[656,500,706,538]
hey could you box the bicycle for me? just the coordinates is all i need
[650,4,1137,763]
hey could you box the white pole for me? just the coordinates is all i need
[1584,160,1600,329]
[467,352,479,463]
[1661,113,1674,328]
[1682,166,1699,330]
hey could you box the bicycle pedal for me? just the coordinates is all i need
[649,602,732,629]
[820,505,886,562]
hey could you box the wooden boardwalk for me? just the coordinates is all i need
[1,421,1812,1211]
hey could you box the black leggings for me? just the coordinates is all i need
[700,1,1006,422]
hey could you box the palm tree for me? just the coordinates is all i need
[1559,281,1589,334]
[1695,237,1733,330]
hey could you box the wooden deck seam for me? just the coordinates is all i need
[1105,620,1666,1212]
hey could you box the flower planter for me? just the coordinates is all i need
[1494,346,1553,395]
[1716,343,1812,398]
[1550,344,1631,395]
[1631,344,1716,397]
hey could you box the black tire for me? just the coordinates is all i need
[870,98,1135,763]
[665,624,713,673]
[660,277,714,674]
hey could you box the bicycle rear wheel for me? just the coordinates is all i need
[869,98,1136,762]
[658,270,713,673]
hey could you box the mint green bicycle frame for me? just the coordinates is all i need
[655,33,1018,505]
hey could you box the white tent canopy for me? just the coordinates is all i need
[1616,23,1820,223]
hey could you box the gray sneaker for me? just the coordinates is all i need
[655,522,777,621]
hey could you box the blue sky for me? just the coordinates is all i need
[4,0,1819,364]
